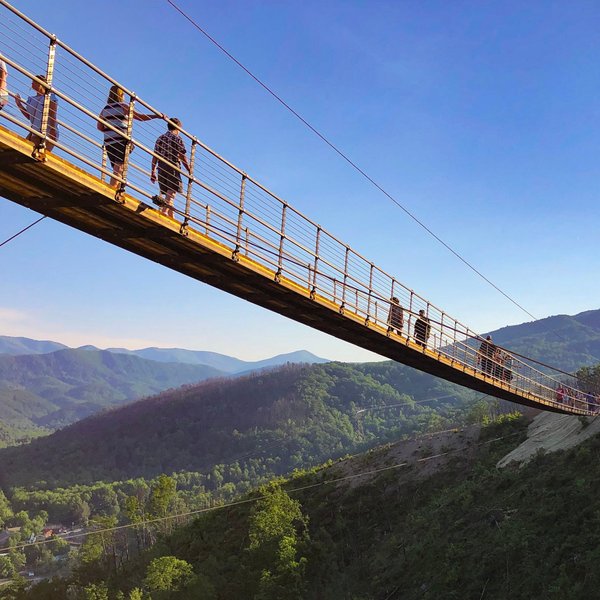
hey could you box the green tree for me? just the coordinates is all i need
[143,556,194,593]
[0,490,13,528]
[148,475,177,537]
[466,400,490,425]
[248,483,309,600]
[83,583,109,600]
[0,555,15,578]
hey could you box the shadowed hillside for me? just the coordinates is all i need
[488,308,600,371]
[0,362,481,489]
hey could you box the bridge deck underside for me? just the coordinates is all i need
[0,128,574,415]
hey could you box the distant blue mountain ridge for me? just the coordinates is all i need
[0,335,329,373]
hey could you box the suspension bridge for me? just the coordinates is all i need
[0,0,594,416]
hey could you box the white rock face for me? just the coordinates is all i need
[497,412,600,468]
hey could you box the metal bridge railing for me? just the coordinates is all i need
[0,0,596,416]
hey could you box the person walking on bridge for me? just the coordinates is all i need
[477,335,496,376]
[97,85,163,187]
[151,118,190,219]
[15,75,59,152]
[387,297,404,335]
[414,309,431,348]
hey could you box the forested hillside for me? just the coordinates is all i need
[0,336,67,355]
[0,349,223,437]
[489,308,600,371]
[0,362,482,489]
[10,414,600,599]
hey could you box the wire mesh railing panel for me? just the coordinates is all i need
[0,0,596,416]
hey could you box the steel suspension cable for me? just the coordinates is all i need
[164,0,540,324]
[0,215,46,248]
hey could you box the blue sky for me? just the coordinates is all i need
[1,0,599,361]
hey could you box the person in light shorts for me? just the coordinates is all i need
[15,74,59,152]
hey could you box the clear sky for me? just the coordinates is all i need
[1,0,599,361]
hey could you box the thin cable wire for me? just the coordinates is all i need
[355,393,488,414]
[6,426,525,553]
[0,215,46,248]
[164,0,540,323]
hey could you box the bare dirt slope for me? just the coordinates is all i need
[327,425,482,490]
[497,412,600,468]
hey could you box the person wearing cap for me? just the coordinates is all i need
[387,296,404,335]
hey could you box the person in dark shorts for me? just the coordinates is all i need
[97,85,163,187]
[387,296,404,335]
[414,309,431,348]
[151,118,190,219]
[477,335,496,376]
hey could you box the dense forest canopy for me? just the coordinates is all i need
[0,361,485,489]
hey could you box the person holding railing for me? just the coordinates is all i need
[414,309,431,348]
[15,75,58,152]
[97,85,163,188]
[0,58,7,111]
[151,118,190,220]
[387,296,404,335]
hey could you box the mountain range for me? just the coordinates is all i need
[0,335,328,373]
[0,341,328,443]
[486,308,600,371]
[1,303,598,434]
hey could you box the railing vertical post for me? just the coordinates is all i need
[312,227,321,297]
[355,290,359,314]
[236,174,247,248]
[35,36,56,158]
[452,319,458,358]
[462,323,469,365]
[276,204,287,281]
[366,264,374,322]
[117,93,136,200]
[408,292,414,340]
[342,246,349,308]
[244,227,249,256]
[101,146,107,182]
[205,205,211,236]
[183,140,198,224]
[440,312,445,352]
